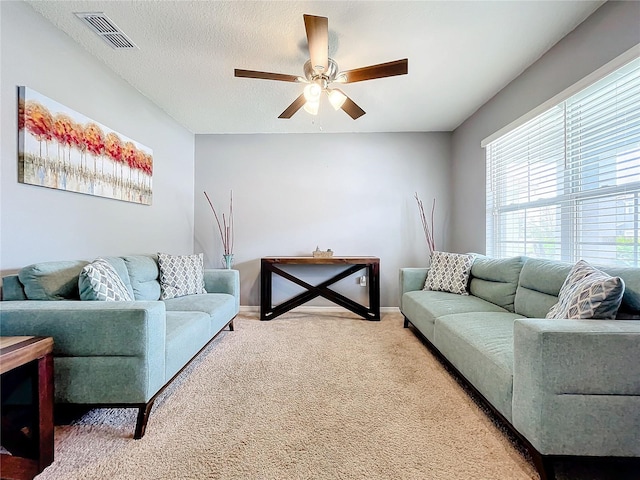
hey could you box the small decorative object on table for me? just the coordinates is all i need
[313,247,333,258]
[204,190,234,269]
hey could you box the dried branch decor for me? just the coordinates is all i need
[415,193,436,256]
[204,191,234,256]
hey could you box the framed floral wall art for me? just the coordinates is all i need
[18,86,153,205]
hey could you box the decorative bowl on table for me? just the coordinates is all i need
[313,247,333,258]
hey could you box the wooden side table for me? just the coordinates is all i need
[261,256,380,321]
[0,336,54,480]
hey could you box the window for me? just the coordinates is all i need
[486,57,640,267]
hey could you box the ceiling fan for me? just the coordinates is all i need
[234,14,408,120]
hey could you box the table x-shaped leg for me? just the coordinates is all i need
[261,263,380,321]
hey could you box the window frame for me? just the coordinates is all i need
[484,50,640,267]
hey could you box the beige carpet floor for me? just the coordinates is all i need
[32,311,635,480]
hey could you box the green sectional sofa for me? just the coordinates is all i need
[400,256,640,480]
[0,254,239,439]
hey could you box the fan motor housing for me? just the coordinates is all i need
[304,58,339,83]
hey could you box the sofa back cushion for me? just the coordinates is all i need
[18,260,89,300]
[469,255,524,312]
[515,258,640,319]
[101,256,135,299]
[122,254,161,300]
[514,259,573,318]
[597,265,640,318]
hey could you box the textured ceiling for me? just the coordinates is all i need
[26,1,604,134]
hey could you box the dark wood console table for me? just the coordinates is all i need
[0,336,54,480]
[260,256,380,321]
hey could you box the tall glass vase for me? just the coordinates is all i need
[223,254,234,269]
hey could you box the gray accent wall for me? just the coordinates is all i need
[195,133,450,307]
[450,1,640,254]
[0,2,195,276]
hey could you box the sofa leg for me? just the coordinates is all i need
[403,316,410,328]
[229,319,234,331]
[531,452,555,480]
[134,401,154,439]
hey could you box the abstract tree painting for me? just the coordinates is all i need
[18,87,153,205]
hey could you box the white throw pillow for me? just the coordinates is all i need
[157,252,207,300]
[79,258,134,301]
[546,260,625,320]
[423,251,474,295]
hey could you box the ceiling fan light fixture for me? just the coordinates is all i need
[303,83,322,102]
[235,14,407,120]
[327,89,347,110]
[303,100,320,115]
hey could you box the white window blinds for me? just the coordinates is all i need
[486,57,640,267]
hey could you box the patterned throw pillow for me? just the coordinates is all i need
[157,253,207,300]
[79,258,134,301]
[424,251,475,295]
[546,260,625,320]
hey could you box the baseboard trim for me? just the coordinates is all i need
[240,306,399,314]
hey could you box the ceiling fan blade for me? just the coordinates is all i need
[278,93,307,119]
[303,14,329,74]
[339,59,408,83]
[339,92,366,120]
[235,69,300,83]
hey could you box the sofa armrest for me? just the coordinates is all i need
[0,300,167,358]
[512,318,640,456]
[399,268,428,297]
[1,274,26,300]
[204,269,239,295]
[204,269,240,311]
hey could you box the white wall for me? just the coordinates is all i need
[0,2,195,276]
[450,1,640,254]
[195,132,450,307]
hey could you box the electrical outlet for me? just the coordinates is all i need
[359,275,367,287]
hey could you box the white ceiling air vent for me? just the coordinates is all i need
[74,12,138,50]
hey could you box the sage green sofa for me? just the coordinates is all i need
[400,256,640,480]
[0,254,239,439]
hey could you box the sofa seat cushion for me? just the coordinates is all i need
[402,290,508,342]
[165,311,210,380]
[163,293,236,336]
[433,312,524,421]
